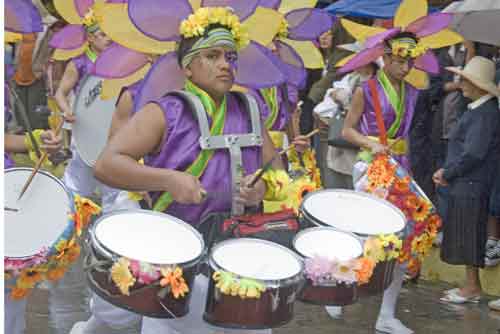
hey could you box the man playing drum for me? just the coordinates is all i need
[93,3,289,333]
[339,0,459,332]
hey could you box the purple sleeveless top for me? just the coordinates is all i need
[359,78,419,170]
[249,85,298,131]
[116,80,143,117]
[145,93,263,225]
[71,53,95,94]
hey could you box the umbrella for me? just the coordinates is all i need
[443,0,500,46]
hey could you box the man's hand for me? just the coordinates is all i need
[432,168,449,187]
[63,112,76,123]
[236,174,266,207]
[167,171,204,204]
[40,130,63,154]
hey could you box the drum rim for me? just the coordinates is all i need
[300,189,406,238]
[90,209,206,268]
[209,237,304,283]
[72,74,118,167]
[292,226,364,260]
[5,167,72,260]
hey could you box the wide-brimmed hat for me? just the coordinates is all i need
[446,56,500,96]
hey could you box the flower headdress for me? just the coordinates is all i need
[48,0,111,61]
[336,0,463,89]
[92,0,289,113]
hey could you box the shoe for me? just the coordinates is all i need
[325,305,343,319]
[375,317,414,334]
[440,290,480,304]
[485,244,500,267]
[69,322,86,334]
[489,299,500,312]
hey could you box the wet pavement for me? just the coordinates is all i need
[25,280,500,334]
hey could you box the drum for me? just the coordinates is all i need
[204,238,303,329]
[87,210,205,318]
[73,75,118,167]
[300,189,406,297]
[293,227,363,306]
[4,168,74,288]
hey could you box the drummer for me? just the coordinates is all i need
[93,7,286,334]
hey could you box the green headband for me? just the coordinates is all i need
[181,27,237,68]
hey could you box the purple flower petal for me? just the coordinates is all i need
[286,9,334,41]
[134,52,186,113]
[128,0,193,41]
[275,40,307,89]
[414,50,440,74]
[406,13,453,38]
[74,0,94,18]
[49,25,87,50]
[235,41,287,89]
[339,44,385,74]
[258,0,281,10]
[364,28,401,49]
[93,44,149,79]
[201,0,259,21]
[5,0,43,33]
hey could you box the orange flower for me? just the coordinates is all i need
[47,266,67,281]
[367,155,396,191]
[160,267,189,299]
[426,214,442,231]
[10,287,31,300]
[56,238,80,264]
[413,198,432,222]
[355,258,376,285]
[391,176,411,195]
[74,195,101,234]
[403,194,419,210]
[17,269,44,289]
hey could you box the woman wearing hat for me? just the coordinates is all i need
[433,56,500,304]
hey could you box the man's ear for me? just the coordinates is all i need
[183,66,192,79]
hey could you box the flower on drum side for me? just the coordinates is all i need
[331,259,359,285]
[355,257,376,285]
[363,237,386,263]
[412,197,432,222]
[304,255,334,285]
[111,258,136,296]
[129,260,161,285]
[16,268,45,289]
[160,267,189,299]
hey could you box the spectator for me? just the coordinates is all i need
[434,56,500,304]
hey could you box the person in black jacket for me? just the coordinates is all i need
[433,56,500,304]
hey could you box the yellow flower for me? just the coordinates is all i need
[412,198,432,222]
[111,258,136,296]
[277,17,289,39]
[363,237,385,263]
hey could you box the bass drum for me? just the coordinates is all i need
[72,75,118,167]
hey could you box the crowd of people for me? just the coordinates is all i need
[4,0,500,334]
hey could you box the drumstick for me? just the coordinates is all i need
[248,128,320,188]
[17,120,65,201]
[5,207,19,212]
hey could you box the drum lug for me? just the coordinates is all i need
[270,289,280,312]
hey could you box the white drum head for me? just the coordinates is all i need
[73,75,118,167]
[212,239,302,281]
[5,169,71,258]
[302,190,405,236]
[94,211,203,265]
[294,228,362,261]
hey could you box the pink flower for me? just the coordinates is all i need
[305,255,334,284]
[129,260,160,285]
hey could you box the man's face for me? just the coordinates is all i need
[185,46,237,99]
[383,54,413,81]
[459,77,477,99]
[88,30,112,53]
[319,30,333,50]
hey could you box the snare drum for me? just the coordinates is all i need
[4,168,74,290]
[87,210,205,318]
[300,189,406,297]
[73,75,118,167]
[204,238,303,329]
[293,227,363,306]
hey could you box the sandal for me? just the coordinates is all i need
[440,290,480,304]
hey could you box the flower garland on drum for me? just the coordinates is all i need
[212,270,266,299]
[109,258,189,299]
[304,255,376,286]
[5,195,101,300]
[357,154,442,274]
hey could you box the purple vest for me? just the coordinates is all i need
[249,85,298,131]
[145,93,263,225]
[359,78,419,170]
[71,53,95,94]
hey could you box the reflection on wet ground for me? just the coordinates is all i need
[26,280,500,333]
